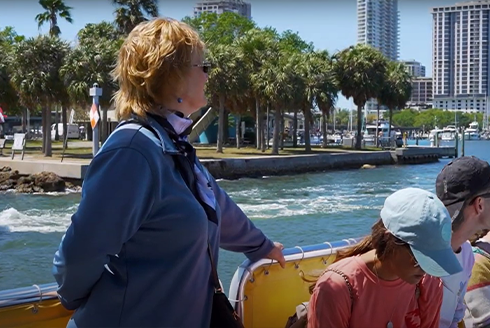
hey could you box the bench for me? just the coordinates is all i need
[0,138,6,156]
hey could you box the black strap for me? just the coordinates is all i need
[207,241,223,292]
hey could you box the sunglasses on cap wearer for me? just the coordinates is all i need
[192,62,212,74]
[393,238,420,268]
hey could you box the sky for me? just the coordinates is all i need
[0,0,460,108]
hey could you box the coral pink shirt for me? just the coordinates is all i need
[307,256,443,328]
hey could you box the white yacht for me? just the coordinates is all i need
[441,125,457,141]
[363,121,393,144]
[429,127,444,142]
[464,121,480,140]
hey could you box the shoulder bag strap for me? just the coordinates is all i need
[207,241,223,292]
[325,268,354,311]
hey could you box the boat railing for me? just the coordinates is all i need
[0,237,363,328]
[0,283,58,309]
[228,237,362,328]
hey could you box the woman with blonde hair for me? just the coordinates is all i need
[52,18,285,328]
[307,188,462,328]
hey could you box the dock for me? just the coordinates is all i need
[0,146,456,181]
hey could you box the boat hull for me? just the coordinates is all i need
[0,238,361,328]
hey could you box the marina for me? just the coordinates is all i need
[0,140,488,327]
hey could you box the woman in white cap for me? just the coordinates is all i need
[307,187,462,328]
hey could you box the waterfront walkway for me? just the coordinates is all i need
[0,146,456,180]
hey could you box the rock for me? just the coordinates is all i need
[0,166,70,193]
[32,171,66,192]
[15,176,35,193]
[360,164,376,169]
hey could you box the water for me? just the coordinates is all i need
[1,141,489,292]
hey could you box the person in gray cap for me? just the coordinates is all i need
[435,156,490,328]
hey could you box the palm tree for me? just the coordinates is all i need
[61,22,121,143]
[206,44,243,153]
[380,61,412,137]
[333,44,388,149]
[237,28,279,150]
[35,0,73,37]
[112,0,159,36]
[312,51,338,148]
[9,35,69,157]
[257,48,294,154]
[0,27,23,117]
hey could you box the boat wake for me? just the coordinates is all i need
[0,206,75,233]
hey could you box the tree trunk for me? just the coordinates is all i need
[54,105,59,141]
[102,107,108,144]
[322,111,328,148]
[355,105,363,150]
[388,107,393,137]
[62,105,68,145]
[272,107,282,154]
[42,107,46,154]
[266,104,270,149]
[376,103,380,147]
[255,97,261,149]
[280,112,285,150]
[261,113,266,152]
[45,107,52,157]
[223,109,229,144]
[304,108,311,152]
[216,93,225,153]
[293,109,298,148]
[235,114,241,149]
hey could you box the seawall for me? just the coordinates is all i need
[0,146,455,181]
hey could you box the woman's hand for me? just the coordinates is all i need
[266,242,286,268]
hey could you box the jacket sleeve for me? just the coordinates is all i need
[52,147,155,310]
[208,177,274,262]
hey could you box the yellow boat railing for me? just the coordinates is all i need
[0,237,360,328]
[228,238,360,328]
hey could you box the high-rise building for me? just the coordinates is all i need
[408,77,433,105]
[357,0,400,113]
[401,60,426,77]
[432,0,490,112]
[357,0,400,61]
[194,0,251,19]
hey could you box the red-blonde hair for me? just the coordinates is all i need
[112,18,205,120]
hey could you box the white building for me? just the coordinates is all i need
[194,0,251,19]
[357,0,399,61]
[401,60,426,77]
[357,0,400,113]
[431,0,490,112]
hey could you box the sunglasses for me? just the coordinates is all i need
[192,62,212,74]
[393,239,420,268]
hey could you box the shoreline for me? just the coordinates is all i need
[0,146,456,183]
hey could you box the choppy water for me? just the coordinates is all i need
[1,141,489,292]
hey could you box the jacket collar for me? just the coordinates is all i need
[145,115,181,155]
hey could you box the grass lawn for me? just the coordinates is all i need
[1,139,383,161]
[194,145,383,159]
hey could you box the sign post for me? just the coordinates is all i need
[89,83,102,156]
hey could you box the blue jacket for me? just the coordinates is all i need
[53,116,274,327]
